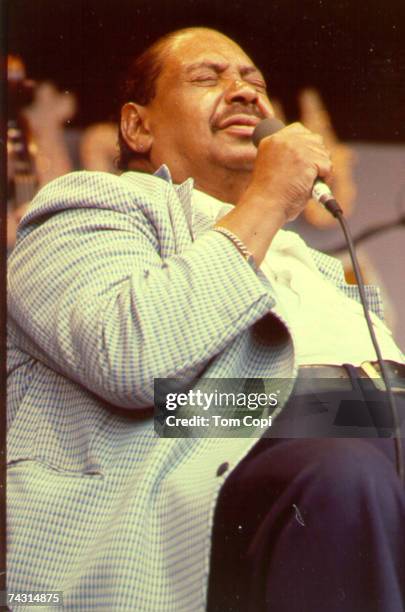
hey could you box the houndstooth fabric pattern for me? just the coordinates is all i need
[7,167,385,611]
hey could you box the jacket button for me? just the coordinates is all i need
[216,462,229,477]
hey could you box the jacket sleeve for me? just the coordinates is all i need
[8,173,277,409]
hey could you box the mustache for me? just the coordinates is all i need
[211,103,266,131]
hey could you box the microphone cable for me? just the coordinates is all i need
[323,198,404,483]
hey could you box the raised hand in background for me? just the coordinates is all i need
[272,88,356,227]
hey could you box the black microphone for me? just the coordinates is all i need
[252,118,342,217]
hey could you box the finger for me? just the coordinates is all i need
[316,158,333,181]
[298,87,336,143]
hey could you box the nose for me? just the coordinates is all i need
[224,78,259,105]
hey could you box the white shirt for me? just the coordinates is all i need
[192,189,404,366]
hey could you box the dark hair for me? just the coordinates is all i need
[117,42,163,169]
[117,27,221,171]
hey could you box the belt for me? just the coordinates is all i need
[298,360,405,393]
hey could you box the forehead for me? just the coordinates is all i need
[161,30,258,77]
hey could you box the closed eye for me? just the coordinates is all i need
[245,78,267,92]
[190,77,218,87]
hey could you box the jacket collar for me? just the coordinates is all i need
[154,165,196,237]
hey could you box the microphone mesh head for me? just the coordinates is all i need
[252,118,285,147]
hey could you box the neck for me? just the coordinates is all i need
[193,168,251,204]
[170,160,253,203]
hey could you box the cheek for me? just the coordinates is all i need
[176,90,215,122]
[152,91,216,147]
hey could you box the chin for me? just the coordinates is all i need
[224,153,256,172]
[206,139,256,174]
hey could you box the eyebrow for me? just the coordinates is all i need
[185,61,266,81]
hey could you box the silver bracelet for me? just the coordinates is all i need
[213,226,256,268]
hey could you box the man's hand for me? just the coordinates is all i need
[245,121,333,223]
[215,121,333,267]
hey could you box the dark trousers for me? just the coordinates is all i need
[207,380,405,612]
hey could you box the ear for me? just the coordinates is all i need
[120,102,153,155]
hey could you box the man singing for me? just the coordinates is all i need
[7,27,405,611]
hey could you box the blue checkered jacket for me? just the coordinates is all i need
[7,166,385,610]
